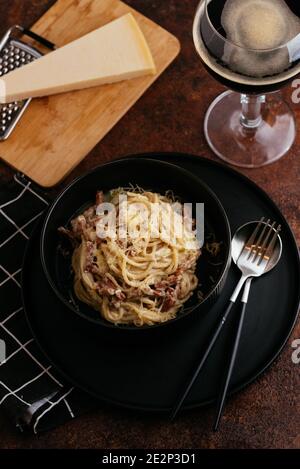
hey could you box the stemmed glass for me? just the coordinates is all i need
[193,0,300,168]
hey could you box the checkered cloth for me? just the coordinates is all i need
[0,175,97,433]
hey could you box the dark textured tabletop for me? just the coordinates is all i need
[0,0,299,449]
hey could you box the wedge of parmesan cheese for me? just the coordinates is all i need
[0,13,156,103]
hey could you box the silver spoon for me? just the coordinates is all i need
[171,218,282,423]
[230,218,282,305]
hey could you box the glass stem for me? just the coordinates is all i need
[240,94,265,129]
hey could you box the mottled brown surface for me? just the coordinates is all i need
[0,0,299,450]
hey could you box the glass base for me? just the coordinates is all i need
[204,91,296,168]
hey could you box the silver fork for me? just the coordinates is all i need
[171,218,282,424]
[212,218,282,430]
[231,217,281,303]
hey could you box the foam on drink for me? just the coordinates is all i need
[221,0,300,77]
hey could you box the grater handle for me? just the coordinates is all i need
[15,25,56,51]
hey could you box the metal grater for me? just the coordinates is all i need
[0,25,56,141]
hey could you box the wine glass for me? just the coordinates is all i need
[193,0,300,168]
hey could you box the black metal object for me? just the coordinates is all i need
[0,25,55,140]
[17,26,56,51]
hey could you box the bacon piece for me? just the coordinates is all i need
[96,276,126,300]
[84,241,96,273]
[58,226,76,240]
[161,287,177,312]
[71,215,86,237]
[152,272,185,311]
[126,287,143,299]
[115,289,126,300]
[152,271,182,298]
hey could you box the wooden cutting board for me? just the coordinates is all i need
[0,0,180,187]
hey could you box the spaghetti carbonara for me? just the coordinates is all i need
[59,188,200,326]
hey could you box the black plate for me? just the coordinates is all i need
[22,153,300,410]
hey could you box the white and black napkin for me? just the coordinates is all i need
[0,174,97,433]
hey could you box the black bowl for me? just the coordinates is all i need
[40,157,231,332]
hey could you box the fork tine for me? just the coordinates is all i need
[250,219,271,260]
[247,218,270,260]
[258,224,281,266]
[245,217,265,259]
[252,220,275,263]
[245,217,265,246]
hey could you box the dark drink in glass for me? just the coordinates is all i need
[193,0,300,167]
